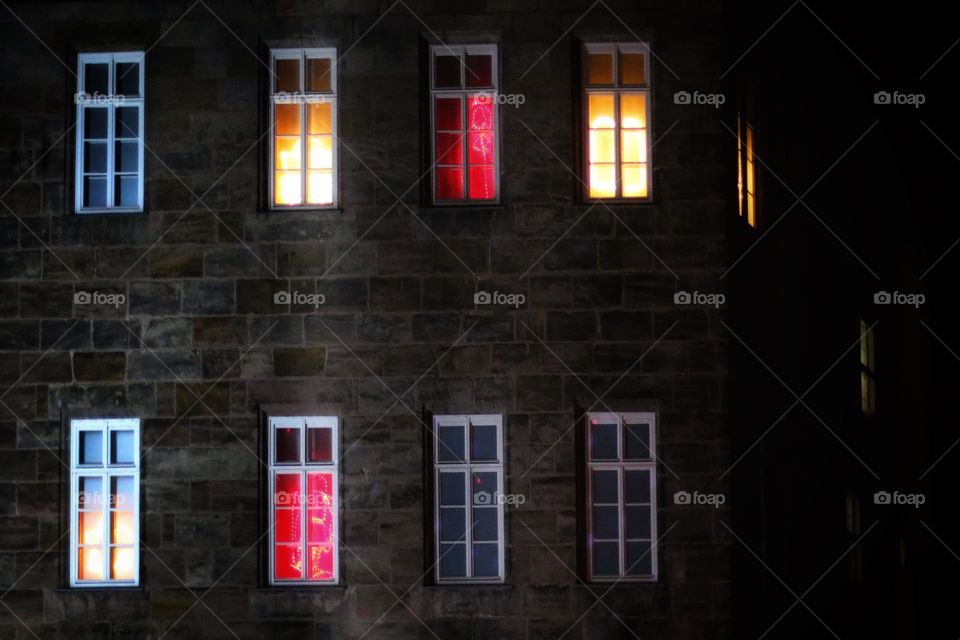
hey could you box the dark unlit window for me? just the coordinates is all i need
[860,319,876,415]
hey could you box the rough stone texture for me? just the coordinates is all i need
[0,0,729,638]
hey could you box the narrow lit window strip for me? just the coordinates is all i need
[70,418,140,587]
[745,121,756,227]
[859,319,876,415]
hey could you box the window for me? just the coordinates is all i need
[737,114,757,227]
[585,412,657,581]
[432,414,505,583]
[69,418,140,587]
[859,319,876,415]
[75,52,144,213]
[270,48,337,209]
[268,416,339,584]
[582,43,651,200]
[845,492,863,584]
[429,44,499,203]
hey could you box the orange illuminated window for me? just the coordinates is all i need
[430,44,499,204]
[70,419,139,587]
[271,48,337,208]
[737,114,757,227]
[583,43,651,200]
[859,319,876,415]
[269,416,339,584]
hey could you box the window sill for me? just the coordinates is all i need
[75,208,145,216]
[255,585,347,593]
[54,586,146,593]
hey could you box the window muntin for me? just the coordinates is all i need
[268,416,339,584]
[433,414,505,583]
[583,43,651,201]
[429,44,499,204]
[270,48,338,209]
[70,418,140,587]
[860,319,876,415]
[585,412,657,581]
[75,52,144,213]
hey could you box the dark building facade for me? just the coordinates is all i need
[1,1,732,638]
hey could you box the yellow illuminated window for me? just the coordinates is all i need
[584,43,650,200]
[271,48,337,208]
[737,116,743,217]
[745,122,756,227]
[859,319,876,415]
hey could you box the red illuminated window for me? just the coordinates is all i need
[430,44,499,203]
[269,415,338,584]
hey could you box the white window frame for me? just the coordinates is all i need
[428,44,501,205]
[585,411,658,582]
[432,414,506,584]
[581,42,652,202]
[267,415,340,585]
[69,418,141,588]
[74,52,145,214]
[269,48,338,210]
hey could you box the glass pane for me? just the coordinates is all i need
[84,108,108,139]
[276,508,302,543]
[307,102,332,134]
[440,507,466,541]
[439,543,466,577]
[115,142,139,173]
[306,57,332,92]
[588,94,615,128]
[626,505,651,540]
[593,541,619,576]
[307,508,334,543]
[115,61,140,96]
[470,423,497,462]
[625,469,650,504]
[115,107,139,138]
[111,510,135,544]
[79,546,104,581]
[620,94,646,128]
[84,63,109,95]
[468,131,494,165]
[78,477,103,508]
[436,167,464,200]
[275,427,300,463]
[275,171,302,205]
[110,429,134,464]
[307,472,333,506]
[593,505,619,539]
[619,51,646,85]
[79,511,103,545]
[308,135,333,169]
[626,540,652,576]
[472,472,497,505]
[434,54,461,88]
[84,142,107,173]
[79,431,103,465]
[307,428,333,462]
[590,422,618,460]
[110,547,135,580]
[307,170,333,205]
[468,97,493,131]
[437,424,465,462]
[465,53,493,88]
[624,423,650,459]
[587,52,613,85]
[434,97,462,130]
[439,472,465,506]
[307,544,334,580]
[622,164,648,198]
[275,473,302,506]
[275,544,302,580]
[592,469,618,504]
[473,543,498,576]
[436,132,462,165]
[468,165,495,200]
[83,178,106,207]
[111,476,135,511]
[275,136,301,170]
[116,176,139,207]
[275,57,300,93]
[275,103,301,135]
[589,130,615,163]
[472,508,497,541]
[621,130,646,164]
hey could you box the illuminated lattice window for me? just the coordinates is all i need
[432,414,505,583]
[429,44,499,204]
[75,53,144,213]
[860,320,876,415]
[583,43,651,200]
[270,49,337,209]
[585,412,658,581]
[269,416,339,584]
[70,418,140,587]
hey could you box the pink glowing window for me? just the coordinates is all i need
[430,44,498,204]
[269,416,338,584]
